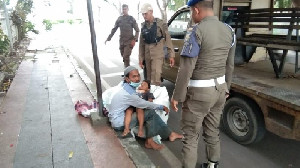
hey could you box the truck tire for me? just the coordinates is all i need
[222,97,266,145]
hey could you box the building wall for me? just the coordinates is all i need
[251,0,271,9]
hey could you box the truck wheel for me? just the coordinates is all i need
[222,97,266,145]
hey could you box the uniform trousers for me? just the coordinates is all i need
[120,43,133,67]
[145,57,163,86]
[144,40,164,85]
[181,83,227,168]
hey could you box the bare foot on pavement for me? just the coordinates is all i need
[138,129,144,137]
[169,132,183,142]
[122,129,130,137]
[145,138,164,150]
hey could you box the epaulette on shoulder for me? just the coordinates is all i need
[155,18,163,23]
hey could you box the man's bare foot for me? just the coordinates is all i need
[169,132,184,142]
[145,138,164,150]
[122,128,130,136]
[138,129,144,137]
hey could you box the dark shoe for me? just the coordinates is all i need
[201,162,219,168]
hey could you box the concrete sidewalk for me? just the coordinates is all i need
[0,37,134,168]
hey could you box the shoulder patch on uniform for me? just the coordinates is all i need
[180,25,201,58]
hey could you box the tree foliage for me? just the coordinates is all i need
[168,0,186,11]
[0,24,10,55]
[274,0,292,8]
[10,0,38,41]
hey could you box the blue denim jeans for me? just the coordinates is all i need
[114,109,172,139]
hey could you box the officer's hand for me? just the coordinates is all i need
[163,106,169,116]
[139,61,144,69]
[171,98,178,112]
[130,40,136,48]
[169,57,175,67]
[104,40,108,45]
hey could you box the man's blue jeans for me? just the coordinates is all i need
[115,109,172,139]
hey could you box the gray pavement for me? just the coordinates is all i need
[13,51,93,168]
[0,34,135,168]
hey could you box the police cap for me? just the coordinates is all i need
[140,3,153,13]
[187,0,206,7]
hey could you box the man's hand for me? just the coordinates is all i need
[137,89,145,93]
[169,57,175,67]
[130,40,136,48]
[163,106,169,116]
[225,92,230,98]
[171,98,178,112]
[105,40,108,45]
[139,61,144,69]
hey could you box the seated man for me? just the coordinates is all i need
[123,80,158,137]
[108,66,183,150]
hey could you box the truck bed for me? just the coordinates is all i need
[232,60,300,111]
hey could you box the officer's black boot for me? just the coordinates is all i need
[200,161,219,168]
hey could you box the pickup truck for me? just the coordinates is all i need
[162,5,300,145]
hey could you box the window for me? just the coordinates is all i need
[168,10,191,39]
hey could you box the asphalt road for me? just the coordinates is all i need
[50,22,300,168]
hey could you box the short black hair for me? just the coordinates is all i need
[196,0,213,9]
[143,80,151,89]
[122,4,128,8]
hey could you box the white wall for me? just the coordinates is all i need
[251,0,271,9]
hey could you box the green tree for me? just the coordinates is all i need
[11,0,37,40]
[0,25,10,55]
[168,0,186,11]
[274,0,292,8]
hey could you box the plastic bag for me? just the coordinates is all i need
[75,100,92,114]
[75,100,105,118]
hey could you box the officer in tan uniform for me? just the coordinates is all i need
[105,4,139,68]
[171,0,236,168]
[139,3,175,86]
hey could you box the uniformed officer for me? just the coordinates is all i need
[105,4,139,68]
[139,3,175,86]
[171,0,236,168]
